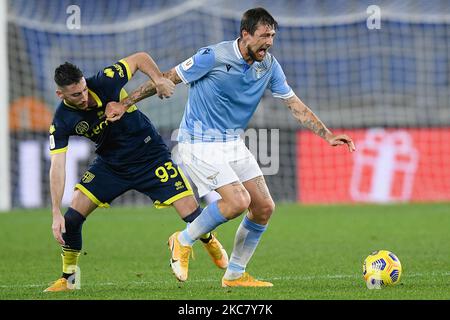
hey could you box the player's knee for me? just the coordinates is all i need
[254,200,275,223]
[221,194,251,218]
[229,193,251,217]
[219,185,251,218]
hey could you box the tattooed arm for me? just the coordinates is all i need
[105,68,182,122]
[283,94,356,152]
[122,52,174,99]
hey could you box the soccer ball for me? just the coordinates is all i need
[363,250,402,289]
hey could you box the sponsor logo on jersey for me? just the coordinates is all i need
[181,57,194,71]
[113,63,125,78]
[84,120,109,138]
[175,181,184,190]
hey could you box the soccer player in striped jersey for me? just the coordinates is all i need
[106,8,355,287]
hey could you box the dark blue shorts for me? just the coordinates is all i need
[75,157,193,208]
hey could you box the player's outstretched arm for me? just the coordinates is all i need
[122,52,175,99]
[106,67,182,122]
[49,152,67,245]
[283,94,356,152]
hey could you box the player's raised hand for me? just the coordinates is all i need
[52,212,66,245]
[154,77,175,99]
[327,133,356,153]
[106,101,126,122]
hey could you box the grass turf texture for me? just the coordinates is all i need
[0,203,449,300]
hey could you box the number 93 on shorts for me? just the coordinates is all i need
[75,158,194,209]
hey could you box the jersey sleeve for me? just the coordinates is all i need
[175,47,216,84]
[49,117,71,155]
[268,57,295,99]
[93,59,132,95]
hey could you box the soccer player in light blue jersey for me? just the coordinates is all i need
[106,7,355,287]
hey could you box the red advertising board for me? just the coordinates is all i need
[297,128,450,203]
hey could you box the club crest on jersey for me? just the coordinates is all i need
[82,171,95,183]
[75,121,90,135]
[254,56,271,79]
[254,64,268,79]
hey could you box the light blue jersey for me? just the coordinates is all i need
[176,39,294,142]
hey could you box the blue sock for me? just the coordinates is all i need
[224,215,267,279]
[63,207,86,250]
[182,206,211,240]
[178,201,227,246]
[182,206,202,223]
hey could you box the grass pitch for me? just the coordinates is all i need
[0,203,449,300]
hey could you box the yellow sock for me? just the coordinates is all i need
[61,247,81,274]
[200,232,211,242]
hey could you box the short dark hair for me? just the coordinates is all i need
[240,7,278,36]
[54,62,83,87]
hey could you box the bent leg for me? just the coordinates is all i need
[47,159,128,291]
[60,190,98,279]
[172,195,213,241]
[216,181,251,220]
[172,195,200,220]
[224,176,275,281]
[70,189,98,218]
[243,175,275,225]
[62,189,97,252]
[177,181,250,246]
[172,195,212,240]
[172,194,229,270]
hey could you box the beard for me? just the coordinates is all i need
[247,46,266,62]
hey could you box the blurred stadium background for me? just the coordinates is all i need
[2,0,450,210]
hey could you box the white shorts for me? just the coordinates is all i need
[175,139,263,197]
